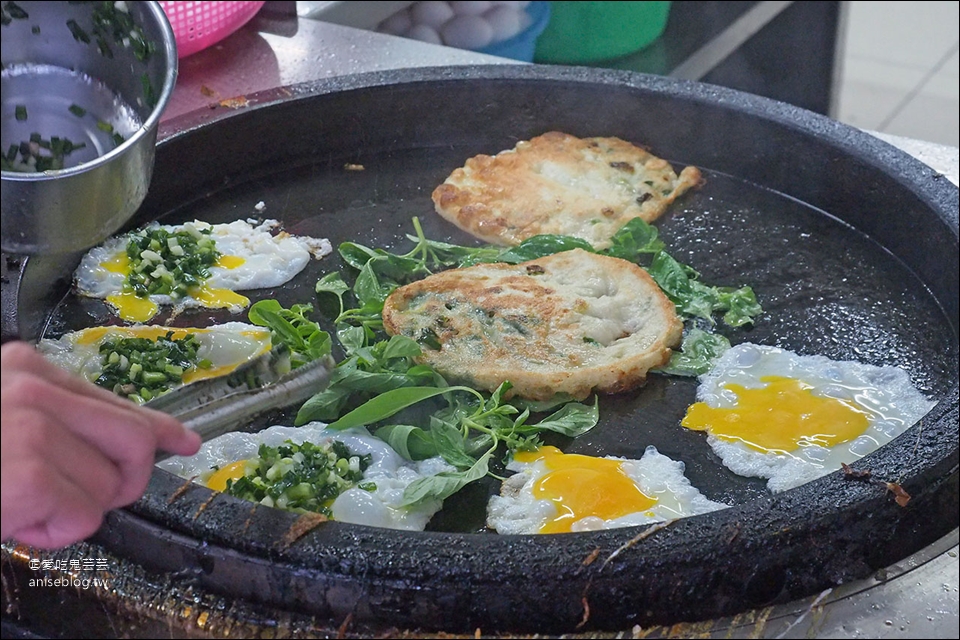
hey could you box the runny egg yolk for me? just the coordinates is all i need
[188,284,249,311]
[99,252,248,322]
[216,255,246,269]
[105,291,160,323]
[206,460,249,492]
[681,375,872,454]
[101,253,160,323]
[513,446,656,533]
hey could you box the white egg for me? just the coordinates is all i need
[681,343,936,493]
[73,219,332,323]
[158,423,456,531]
[441,14,494,49]
[405,23,443,45]
[450,1,491,16]
[486,445,727,535]
[37,322,273,391]
[377,9,412,35]
[410,1,455,30]
[483,5,523,42]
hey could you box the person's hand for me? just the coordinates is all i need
[1,341,201,549]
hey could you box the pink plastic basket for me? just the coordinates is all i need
[159,1,266,59]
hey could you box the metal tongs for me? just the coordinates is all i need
[149,346,334,460]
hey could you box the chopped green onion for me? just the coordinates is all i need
[122,225,221,300]
[220,440,372,516]
[94,332,203,402]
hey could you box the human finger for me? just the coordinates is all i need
[1,341,141,410]
[1,410,108,548]
[19,410,125,509]
[2,341,201,458]
[6,374,170,504]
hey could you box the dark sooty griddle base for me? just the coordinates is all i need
[11,67,959,635]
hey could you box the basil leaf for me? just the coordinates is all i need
[248,300,330,366]
[327,386,476,431]
[247,299,284,325]
[380,334,423,360]
[508,393,578,413]
[430,420,479,469]
[528,398,600,437]
[307,329,332,352]
[295,386,351,424]
[337,325,366,354]
[400,451,491,507]
[375,424,438,460]
[603,217,665,261]
[315,272,351,297]
[655,328,731,377]
[338,241,383,270]
[497,235,594,264]
[647,252,761,327]
[353,262,389,306]
[486,381,513,410]
[406,364,449,386]
[332,368,432,395]
[720,286,763,327]
[254,307,306,350]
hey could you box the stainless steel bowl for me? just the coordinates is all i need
[1,1,177,255]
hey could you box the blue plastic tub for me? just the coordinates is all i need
[476,1,551,62]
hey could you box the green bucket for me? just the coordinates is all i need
[534,1,672,64]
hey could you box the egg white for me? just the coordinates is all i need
[486,446,728,535]
[157,422,456,531]
[74,219,332,321]
[685,343,936,492]
[37,322,273,388]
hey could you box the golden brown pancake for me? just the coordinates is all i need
[432,131,702,249]
[382,249,683,401]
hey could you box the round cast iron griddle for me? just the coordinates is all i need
[12,66,959,635]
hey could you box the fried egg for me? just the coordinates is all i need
[37,321,272,388]
[486,445,727,534]
[74,219,333,323]
[681,343,936,492]
[158,422,456,531]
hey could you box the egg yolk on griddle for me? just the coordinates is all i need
[101,253,160,322]
[99,252,249,322]
[513,446,656,533]
[206,460,250,492]
[680,375,872,454]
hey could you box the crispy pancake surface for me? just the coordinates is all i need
[381,249,683,401]
[432,131,702,249]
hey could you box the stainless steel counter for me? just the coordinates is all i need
[129,7,960,639]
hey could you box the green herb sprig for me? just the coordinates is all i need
[325,380,599,507]
[247,299,332,369]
